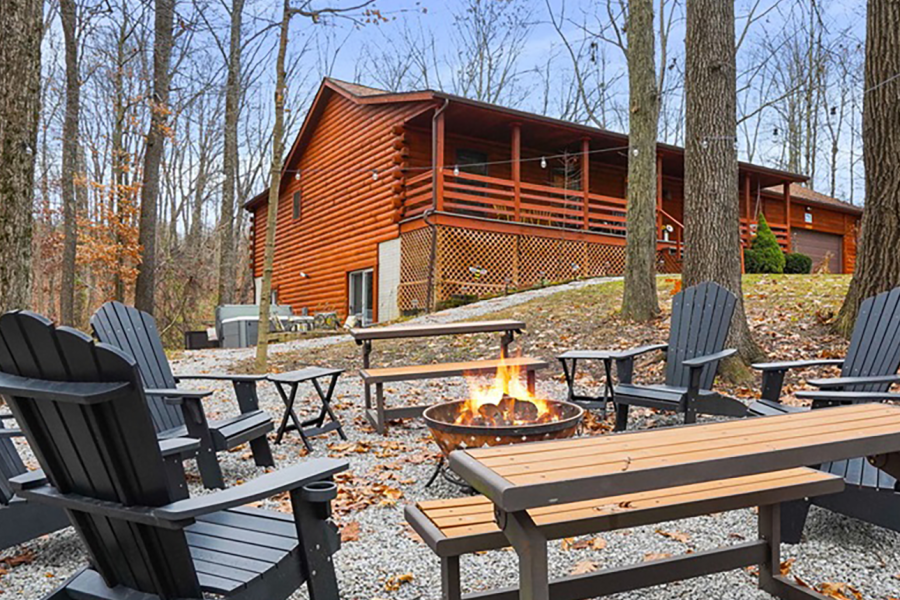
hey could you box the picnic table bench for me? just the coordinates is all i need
[350,320,548,434]
[413,404,900,600]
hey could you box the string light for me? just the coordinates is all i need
[294,171,301,181]
[453,165,460,177]
[278,145,631,178]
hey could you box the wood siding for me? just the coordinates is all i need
[251,92,432,319]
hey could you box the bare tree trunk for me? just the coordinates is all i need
[112,3,130,302]
[255,0,290,372]
[621,0,660,321]
[218,0,245,307]
[684,0,761,365]
[134,0,175,315]
[60,0,79,324]
[835,0,900,335]
[0,0,41,314]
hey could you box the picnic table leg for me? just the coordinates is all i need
[362,341,373,411]
[500,331,514,358]
[497,508,549,600]
[374,383,386,435]
[758,503,829,599]
[559,358,577,402]
[441,556,462,600]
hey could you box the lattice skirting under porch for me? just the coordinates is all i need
[397,225,680,312]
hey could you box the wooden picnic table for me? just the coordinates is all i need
[449,403,900,600]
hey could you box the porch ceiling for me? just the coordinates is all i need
[404,98,806,189]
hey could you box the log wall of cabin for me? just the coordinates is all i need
[251,93,432,319]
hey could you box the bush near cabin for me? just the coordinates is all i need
[784,252,813,274]
[744,214,786,274]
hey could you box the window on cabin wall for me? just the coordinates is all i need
[292,191,301,220]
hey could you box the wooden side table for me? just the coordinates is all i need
[269,368,346,451]
[557,350,615,414]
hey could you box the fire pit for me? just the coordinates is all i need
[423,396,584,456]
[422,358,584,487]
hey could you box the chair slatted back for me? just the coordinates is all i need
[91,302,185,433]
[0,435,25,505]
[0,311,201,599]
[665,282,737,390]
[842,287,900,391]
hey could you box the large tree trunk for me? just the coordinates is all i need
[621,0,660,321]
[0,0,41,314]
[218,0,245,307]
[683,0,761,364]
[134,0,175,315]
[60,0,79,325]
[835,0,900,336]
[255,0,290,372]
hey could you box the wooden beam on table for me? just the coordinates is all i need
[512,123,521,221]
[582,138,590,230]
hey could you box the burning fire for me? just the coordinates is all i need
[454,356,558,427]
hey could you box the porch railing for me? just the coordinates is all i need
[402,171,627,236]
[741,218,789,251]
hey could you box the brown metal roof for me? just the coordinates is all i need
[764,183,863,215]
[246,78,810,210]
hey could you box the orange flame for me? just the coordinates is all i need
[454,356,555,426]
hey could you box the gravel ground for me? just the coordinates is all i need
[3,277,900,599]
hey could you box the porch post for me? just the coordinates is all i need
[783,182,792,251]
[433,109,446,212]
[743,174,751,245]
[582,137,590,230]
[656,154,663,234]
[512,123,521,221]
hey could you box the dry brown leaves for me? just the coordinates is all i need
[340,521,361,542]
[571,560,598,575]
[643,552,672,562]
[655,529,690,544]
[383,572,414,591]
[561,536,606,551]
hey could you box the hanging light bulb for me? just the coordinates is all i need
[540,156,547,169]
[371,169,379,181]
[294,171,301,181]
[453,165,460,177]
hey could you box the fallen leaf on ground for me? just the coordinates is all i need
[655,529,690,544]
[816,582,862,600]
[571,560,598,575]
[643,552,672,562]
[340,521,360,542]
[384,573,414,591]
[780,558,795,576]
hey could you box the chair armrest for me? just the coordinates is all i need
[9,469,48,490]
[807,374,900,389]
[153,458,348,521]
[683,348,737,368]
[0,372,132,405]
[751,359,844,372]
[611,344,668,360]
[795,390,900,403]
[145,388,213,405]
[174,374,266,383]
[14,458,348,529]
[159,437,201,458]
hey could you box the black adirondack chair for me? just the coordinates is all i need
[92,301,275,490]
[0,413,69,550]
[612,281,749,431]
[747,286,900,542]
[0,310,347,600]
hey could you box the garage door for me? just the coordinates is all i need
[792,229,842,274]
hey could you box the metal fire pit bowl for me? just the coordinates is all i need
[423,398,584,457]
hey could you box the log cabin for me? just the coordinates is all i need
[245,78,862,325]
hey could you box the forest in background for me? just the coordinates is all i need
[31,0,866,344]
